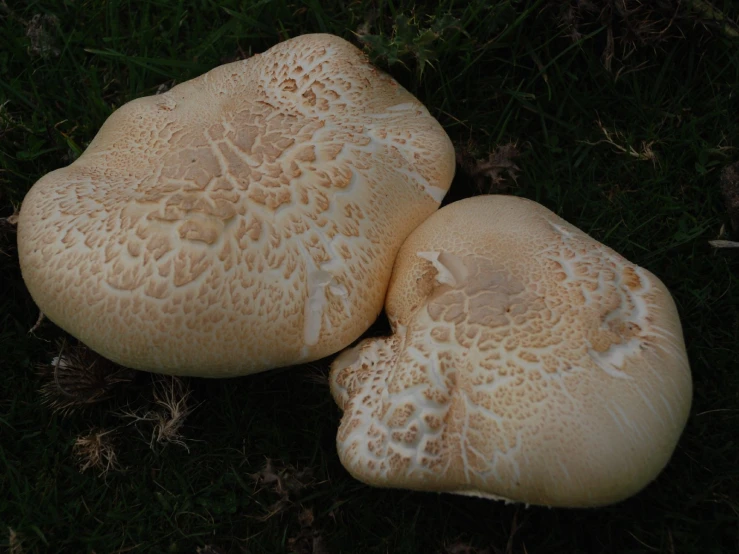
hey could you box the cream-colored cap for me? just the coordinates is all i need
[330,195,692,507]
[17,34,455,377]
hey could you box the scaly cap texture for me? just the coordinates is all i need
[330,195,692,507]
[18,34,455,377]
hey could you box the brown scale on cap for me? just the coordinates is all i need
[17,34,455,377]
[330,195,692,507]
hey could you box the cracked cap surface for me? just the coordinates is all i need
[330,195,692,507]
[17,33,455,377]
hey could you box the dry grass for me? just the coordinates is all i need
[455,141,522,193]
[195,546,228,554]
[7,528,23,554]
[117,375,195,451]
[555,0,738,72]
[0,205,18,257]
[287,508,330,554]
[24,13,60,59]
[1,206,18,226]
[249,460,327,552]
[37,341,136,417]
[250,459,318,520]
[582,118,658,164]
[709,239,739,248]
[73,429,124,476]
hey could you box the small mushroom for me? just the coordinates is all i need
[17,34,455,377]
[330,195,692,507]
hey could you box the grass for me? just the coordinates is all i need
[1,0,738,552]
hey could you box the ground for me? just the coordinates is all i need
[1,1,738,553]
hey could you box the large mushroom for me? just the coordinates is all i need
[17,34,455,377]
[330,195,692,507]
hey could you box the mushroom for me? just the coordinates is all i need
[330,195,692,507]
[17,34,455,377]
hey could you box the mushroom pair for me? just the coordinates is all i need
[17,34,692,507]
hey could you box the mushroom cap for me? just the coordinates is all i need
[330,195,692,507]
[17,33,455,377]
